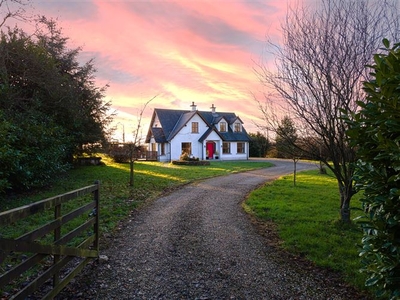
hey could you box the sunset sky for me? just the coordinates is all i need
[22,0,294,141]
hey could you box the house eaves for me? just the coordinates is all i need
[219,131,251,142]
[199,126,224,142]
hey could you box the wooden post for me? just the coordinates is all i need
[53,203,61,287]
[93,180,100,253]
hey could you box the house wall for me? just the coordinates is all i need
[219,141,249,161]
[169,114,207,160]
[149,137,170,162]
[203,130,221,159]
[158,142,170,162]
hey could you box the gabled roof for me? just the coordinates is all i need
[199,126,223,142]
[150,127,167,143]
[146,108,250,143]
[168,110,197,140]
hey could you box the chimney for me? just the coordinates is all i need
[210,104,216,113]
[190,101,197,111]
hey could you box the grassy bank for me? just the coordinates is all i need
[0,156,272,239]
[244,169,368,293]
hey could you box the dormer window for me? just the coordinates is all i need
[234,122,241,132]
[220,122,227,132]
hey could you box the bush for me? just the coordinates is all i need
[108,145,131,163]
[0,113,70,193]
[347,39,400,299]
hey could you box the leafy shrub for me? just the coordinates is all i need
[347,39,400,299]
[0,112,70,193]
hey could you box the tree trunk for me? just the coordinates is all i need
[130,159,134,187]
[293,158,297,187]
[340,190,351,223]
[129,144,134,187]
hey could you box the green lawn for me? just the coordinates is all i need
[0,156,272,239]
[244,169,370,294]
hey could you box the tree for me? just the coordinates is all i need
[0,19,112,192]
[107,96,156,187]
[275,116,297,158]
[347,39,400,299]
[127,96,156,186]
[275,116,301,186]
[33,17,112,159]
[249,131,270,157]
[256,0,400,222]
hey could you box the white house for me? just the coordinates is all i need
[145,102,251,162]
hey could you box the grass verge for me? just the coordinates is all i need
[243,169,369,294]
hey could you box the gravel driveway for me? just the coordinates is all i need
[60,159,368,299]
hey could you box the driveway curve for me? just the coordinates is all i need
[62,159,367,299]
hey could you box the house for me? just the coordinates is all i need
[145,102,251,162]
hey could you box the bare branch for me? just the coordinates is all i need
[0,0,32,28]
[256,0,400,222]
[132,94,159,146]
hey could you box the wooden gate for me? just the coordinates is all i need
[0,181,100,299]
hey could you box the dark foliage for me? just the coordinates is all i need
[347,39,400,299]
[0,19,111,193]
[249,132,270,158]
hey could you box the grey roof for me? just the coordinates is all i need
[168,111,197,140]
[199,126,223,142]
[146,108,251,143]
[150,127,167,143]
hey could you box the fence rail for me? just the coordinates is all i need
[0,181,100,299]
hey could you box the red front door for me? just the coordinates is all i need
[206,142,214,159]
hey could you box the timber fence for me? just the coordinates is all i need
[0,181,100,299]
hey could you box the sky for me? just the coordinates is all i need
[11,0,293,142]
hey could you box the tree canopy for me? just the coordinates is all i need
[248,132,270,158]
[0,18,112,192]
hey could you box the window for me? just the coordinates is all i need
[222,142,230,154]
[191,122,199,133]
[234,123,241,132]
[220,122,227,132]
[181,142,191,155]
[237,142,245,154]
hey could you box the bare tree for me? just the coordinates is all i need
[275,116,302,186]
[0,0,32,28]
[256,0,400,222]
[128,95,158,186]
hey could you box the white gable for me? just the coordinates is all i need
[152,114,160,128]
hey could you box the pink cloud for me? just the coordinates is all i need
[32,0,291,137]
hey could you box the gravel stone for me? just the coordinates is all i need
[58,159,370,299]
